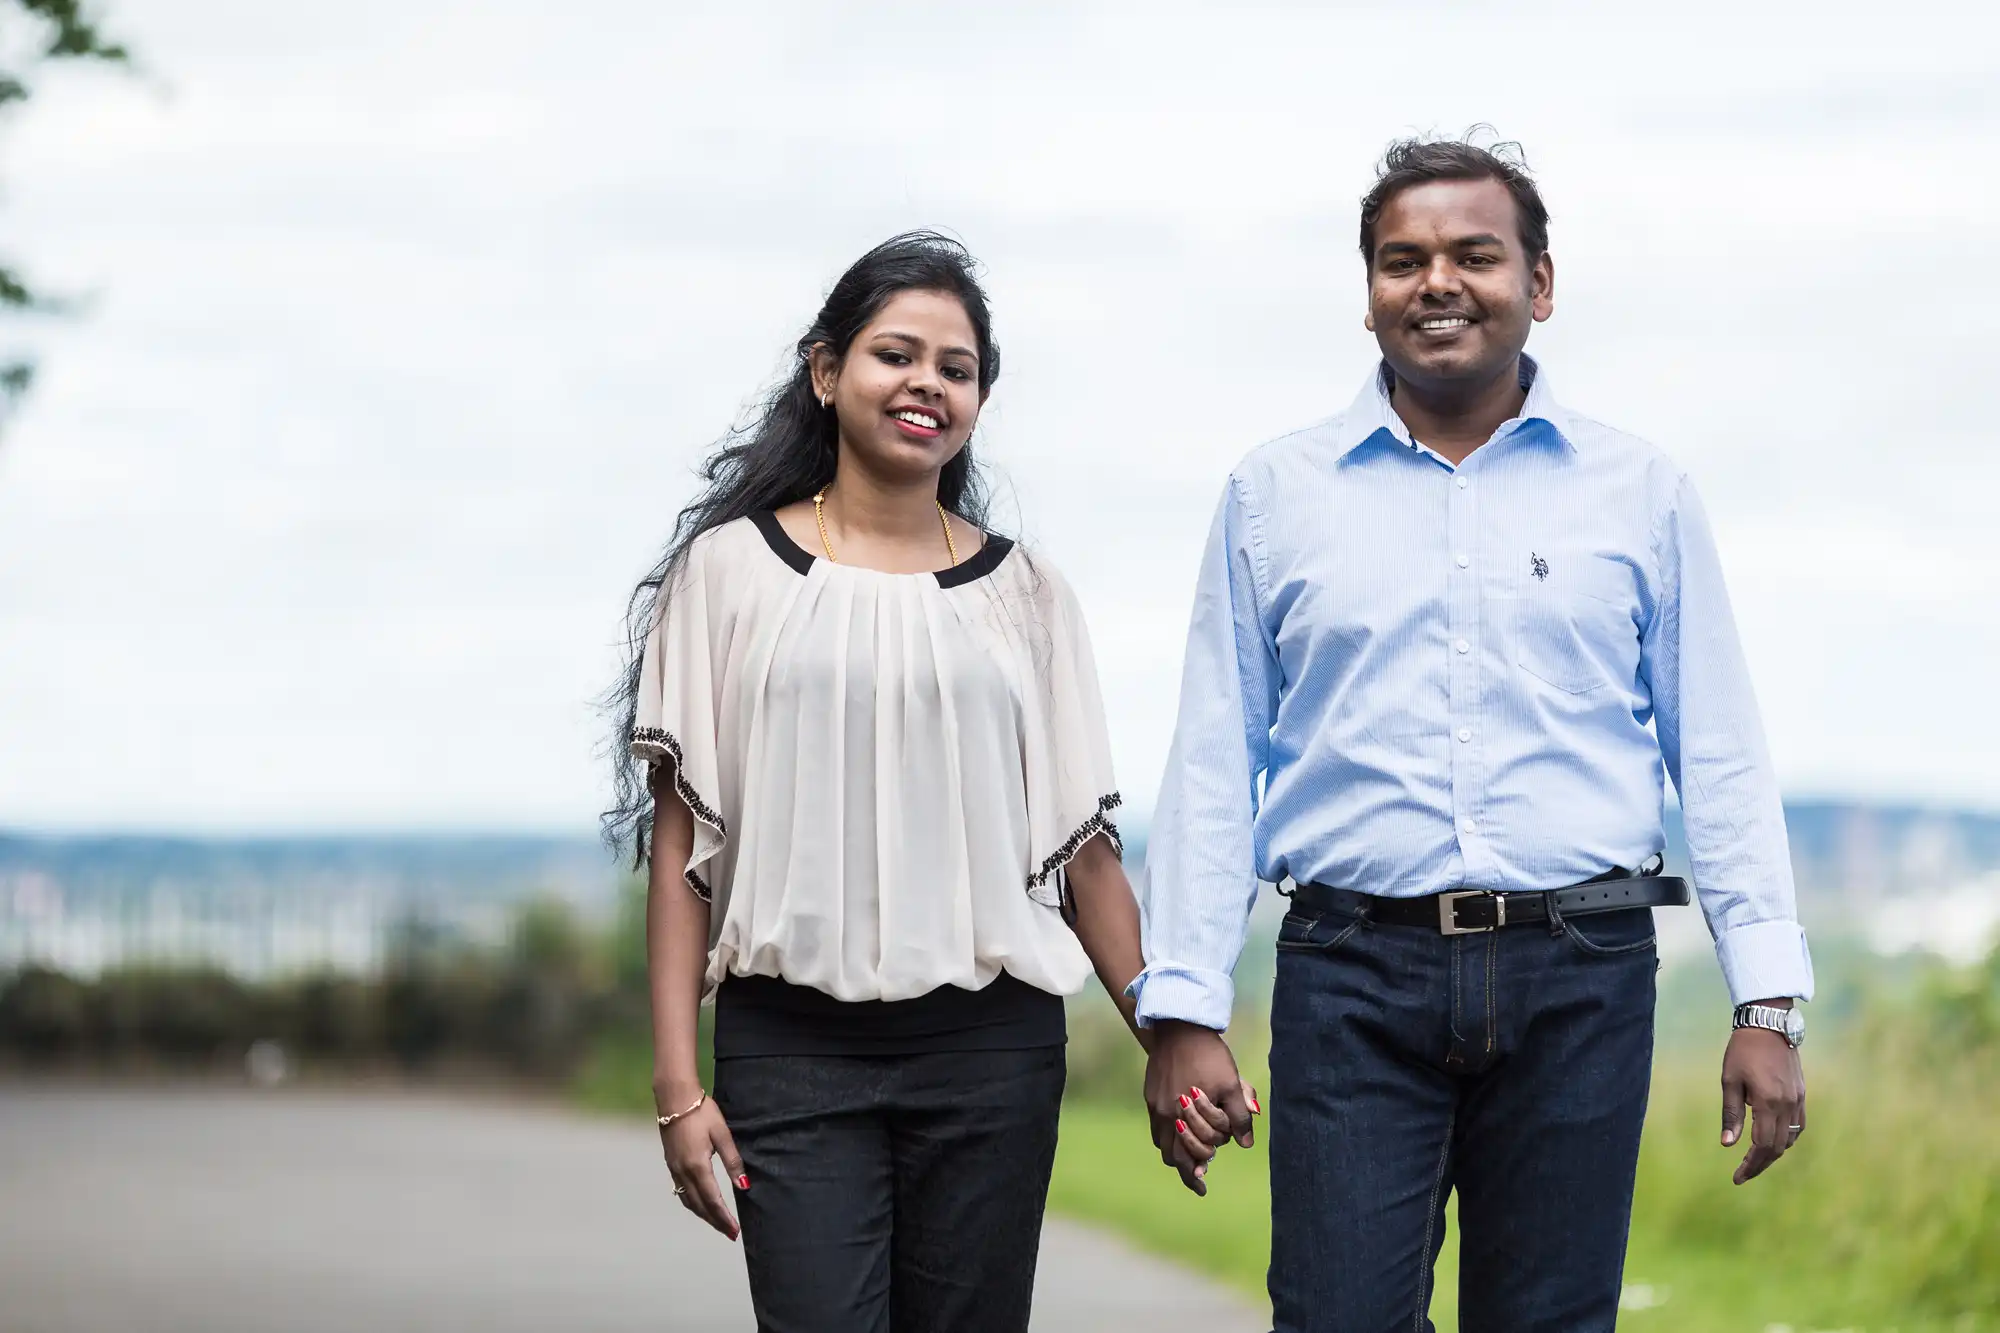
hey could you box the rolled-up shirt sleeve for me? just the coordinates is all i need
[1130,475,1278,1030]
[1647,474,1815,1006]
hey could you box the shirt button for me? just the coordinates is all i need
[1459,818,1476,834]
[1455,638,1470,654]
[1455,554,1470,568]
[1458,727,1473,743]
[1455,476,1469,490]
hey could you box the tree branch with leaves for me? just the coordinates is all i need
[2,0,129,425]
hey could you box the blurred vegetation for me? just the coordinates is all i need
[0,892,619,1082]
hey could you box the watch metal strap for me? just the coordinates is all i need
[1733,1004,1794,1040]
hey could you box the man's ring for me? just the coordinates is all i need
[1788,1124,1803,1132]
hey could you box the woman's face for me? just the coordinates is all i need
[815,289,985,484]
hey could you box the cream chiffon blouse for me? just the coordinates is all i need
[631,512,1121,1004]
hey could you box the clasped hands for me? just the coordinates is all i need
[1142,1020,1260,1196]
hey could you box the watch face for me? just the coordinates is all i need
[1785,1010,1806,1046]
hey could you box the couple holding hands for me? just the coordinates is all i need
[610,134,1813,1333]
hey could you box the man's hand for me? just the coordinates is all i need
[1720,1002,1806,1185]
[1143,1020,1259,1197]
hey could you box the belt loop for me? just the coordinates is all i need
[1545,886,1566,938]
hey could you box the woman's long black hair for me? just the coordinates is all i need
[603,231,1002,864]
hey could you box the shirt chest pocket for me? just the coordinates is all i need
[1510,555,1639,695]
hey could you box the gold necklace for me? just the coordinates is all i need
[812,489,960,567]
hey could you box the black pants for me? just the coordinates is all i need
[713,1046,1066,1333]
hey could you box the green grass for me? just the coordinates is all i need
[1048,1049,1998,1333]
[569,1026,661,1115]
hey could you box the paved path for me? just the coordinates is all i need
[0,1085,1266,1332]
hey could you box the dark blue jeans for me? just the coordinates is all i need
[1267,894,1657,1333]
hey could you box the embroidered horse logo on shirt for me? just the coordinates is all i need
[1531,553,1549,581]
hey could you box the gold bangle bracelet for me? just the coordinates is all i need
[655,1091,706,1130]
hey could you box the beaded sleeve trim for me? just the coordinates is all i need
[632,725,726,901]
[1026,792,1124,895]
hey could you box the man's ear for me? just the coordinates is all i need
[1530,252,1555,324]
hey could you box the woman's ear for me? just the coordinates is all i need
[806,343,838,402]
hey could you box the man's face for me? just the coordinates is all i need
[1365,178,1553,391]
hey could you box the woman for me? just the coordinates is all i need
[605,233,1229,1332]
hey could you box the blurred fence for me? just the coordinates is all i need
[0,834,620,980]
[0,876,396,979]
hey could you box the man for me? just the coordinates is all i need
[1133,136,1813,1332]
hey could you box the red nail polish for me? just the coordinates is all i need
[1248,1095,1262,1114]
[1176,1119,1188,1135]
[736,1175,750,1191]
[1189,1086,1203,1100]
[1179,1094,1191,1110]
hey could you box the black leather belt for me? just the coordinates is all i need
[1290,866,1690,936]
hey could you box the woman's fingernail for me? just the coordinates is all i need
[736,1175,750,1191]
[1176,1119,1189,1135]
[1248,1095,1262,1114]
[1189,1086,1203,1100]
[1179,1094,1192,1110]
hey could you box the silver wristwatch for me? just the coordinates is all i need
[1732,1003,1805,1048]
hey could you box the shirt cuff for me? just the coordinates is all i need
[1128,962,1236,1031]
[1714,918,1815,1007]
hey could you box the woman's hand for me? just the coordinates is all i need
[1166,1083,1261,1192]
[658,1097,748,1241]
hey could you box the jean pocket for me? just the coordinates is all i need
[1275,909,1362,956]
[1561,906,1657,958]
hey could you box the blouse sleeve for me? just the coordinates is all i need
[630,540,728,900]
[1019,560,1123,909]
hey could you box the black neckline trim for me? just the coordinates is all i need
[750,510,1014,588]
[937,533,1014,587]
[749,510,815,576]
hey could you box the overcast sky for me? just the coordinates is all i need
[1,0,1996,833]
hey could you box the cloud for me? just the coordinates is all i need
[1,0,1995,829]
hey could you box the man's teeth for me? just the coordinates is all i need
[893,410,941,428]
[1419,317,1471,330]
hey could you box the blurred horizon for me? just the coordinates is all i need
[10,794,2000,982]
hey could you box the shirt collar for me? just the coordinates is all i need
[1333,353,1576,460]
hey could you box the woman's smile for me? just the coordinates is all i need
[889,406,944,440]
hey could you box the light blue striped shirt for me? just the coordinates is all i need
[1133,358,1814,1030]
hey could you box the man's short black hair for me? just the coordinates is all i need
[1358,131,1550,266]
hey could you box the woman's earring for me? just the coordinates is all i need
[819,393,831,409]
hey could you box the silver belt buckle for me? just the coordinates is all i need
[1438,890,1505,935]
